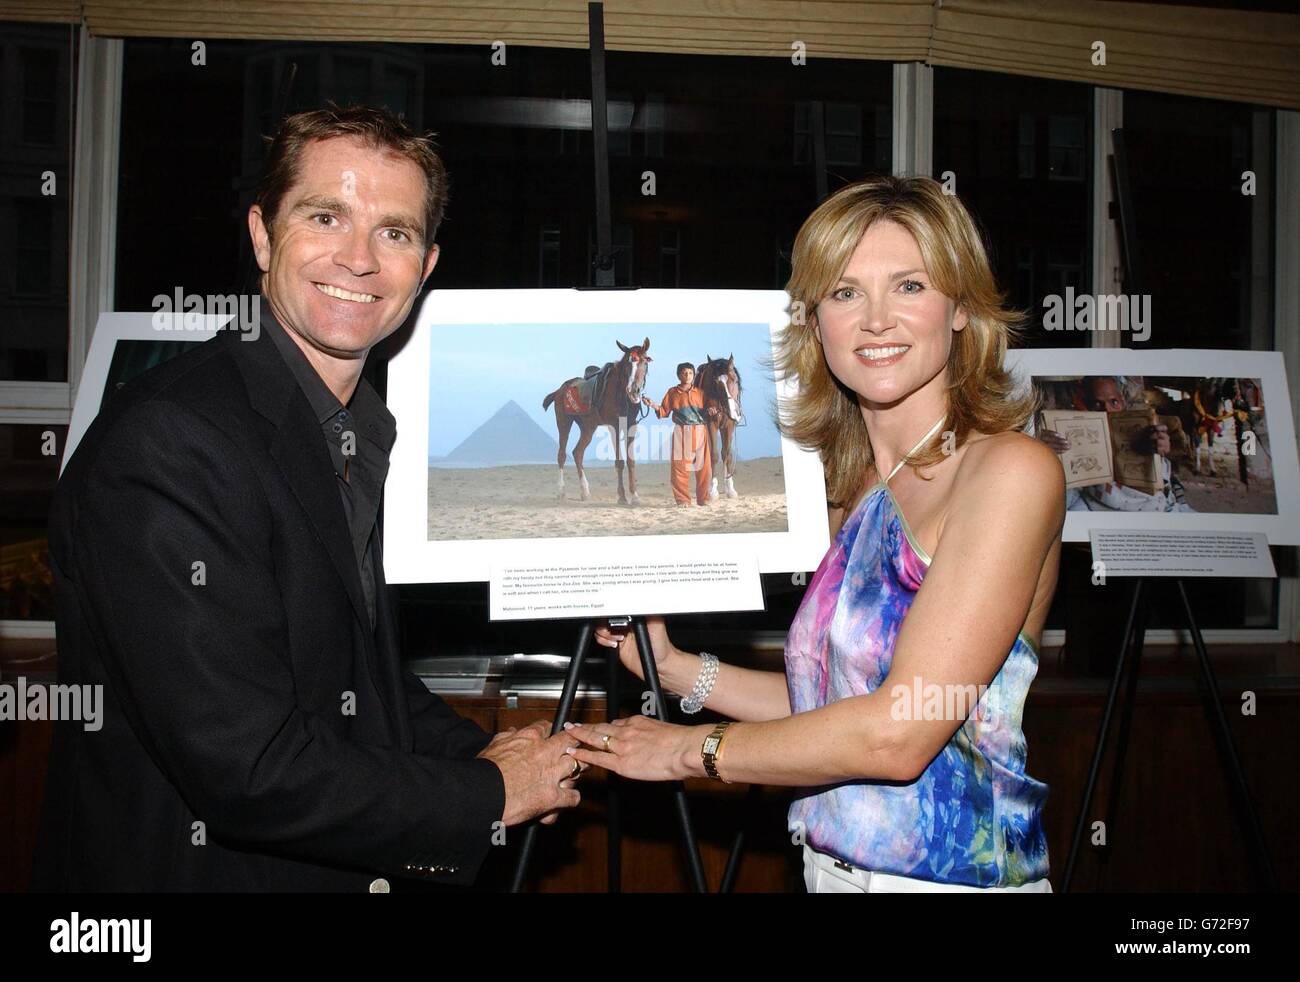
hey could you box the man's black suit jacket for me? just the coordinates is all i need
[32,325,506,891]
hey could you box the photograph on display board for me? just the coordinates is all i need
[1005,348,1300,545]
[1034,374,1275,515]
[424,320,787,541]
[381,289,830,585]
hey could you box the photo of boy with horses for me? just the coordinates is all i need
[1033,374,1275,515]
[644,361,714,507]
[425,321,788,541]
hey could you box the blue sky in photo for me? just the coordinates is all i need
[426,321,783,460]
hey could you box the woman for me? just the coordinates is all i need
[564,176,1064,893]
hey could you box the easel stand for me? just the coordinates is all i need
[1062,577,1277,891]
[510,615,708,892]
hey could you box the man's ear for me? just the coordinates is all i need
[248,205,272,273]
[420,243,440,290]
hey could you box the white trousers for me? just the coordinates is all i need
[802,845,1052,893]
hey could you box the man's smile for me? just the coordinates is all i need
[314,281,379,304]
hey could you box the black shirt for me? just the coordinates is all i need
[259,299,396,628]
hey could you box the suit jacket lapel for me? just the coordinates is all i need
[222,327,374,639]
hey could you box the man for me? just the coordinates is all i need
[644,362,715,507]
[33,105,582,892]
[1041,375,1193,512]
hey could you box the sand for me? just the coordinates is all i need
[428,456,788,540]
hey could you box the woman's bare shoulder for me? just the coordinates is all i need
[948,430,1065,525]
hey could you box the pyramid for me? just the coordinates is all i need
[441,399,560,466]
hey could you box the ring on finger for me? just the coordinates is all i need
[601,733,612,752]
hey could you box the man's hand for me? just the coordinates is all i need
[476,720,584,826]
[1147,423,1171,457]
[1037,429,1070,454]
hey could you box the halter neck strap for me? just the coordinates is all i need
[885,415,948,483]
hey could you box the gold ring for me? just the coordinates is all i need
[568,758,582,780]
[601,733,612,752]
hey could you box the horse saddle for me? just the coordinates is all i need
[560,363,612,415]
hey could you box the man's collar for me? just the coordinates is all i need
[260,299,344,424]
[258,296,396,449]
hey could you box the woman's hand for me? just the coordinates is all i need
[563,717,709,781]
[594,615,677,682]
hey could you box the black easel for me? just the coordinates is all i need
[509,3,709,893]
[1061,577,1277,891]
[510,616,709,892]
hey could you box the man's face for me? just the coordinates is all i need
[248,136,439,365]
[1085,378,1127,413]
[678,367,694,388]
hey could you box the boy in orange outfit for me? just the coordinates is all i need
[644,363,715,506]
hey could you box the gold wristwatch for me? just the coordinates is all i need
[701,722,733,782]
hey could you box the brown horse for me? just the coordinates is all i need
[695,354,743,499]
[542,338,652,505]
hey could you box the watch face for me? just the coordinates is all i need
[703,736,720,754]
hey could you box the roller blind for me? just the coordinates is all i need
[932,0,1300,111]
[27,1,1300,111]
[80,1,934,61]
[0,0,79,22]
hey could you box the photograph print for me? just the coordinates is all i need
[1006,347,1300,545]
[382,289,830,584]
[425,318,786,541]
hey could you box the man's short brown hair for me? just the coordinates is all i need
[255,102,448,249]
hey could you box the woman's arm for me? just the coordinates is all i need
[657,647,792,722]
[599,619,791,721]
[572,434,1065,786]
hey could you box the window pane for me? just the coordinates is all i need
[0,423,67,621]
[933,67,1092,348]
[1122,90,1273,350]
[0,22,74,382]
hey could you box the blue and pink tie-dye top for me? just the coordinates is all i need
[785,480,1050,888]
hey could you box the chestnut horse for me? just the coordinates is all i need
[542,338,652,505]
[695,354,743,499]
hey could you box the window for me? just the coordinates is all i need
[0,424,66,622]
[1,23,73,384]
[934,68,1093,348]
[538,223,561,286]
[1121,89,1274,351]
[658,227,680,288]
[20,46,58,145]
[1047,113,1085,181]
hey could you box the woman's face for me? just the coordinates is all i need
[813,219,967,410]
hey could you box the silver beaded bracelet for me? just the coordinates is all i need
[680,652,719,714]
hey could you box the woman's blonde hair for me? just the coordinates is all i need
[773,175,1036,509]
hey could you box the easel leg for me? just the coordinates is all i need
[509,621,593,892]
[1175,580,1277,891]
[1063,578,1145,892]
[1098,579,1150,872]
[719,783,761,892]
[633,617,710,892]
[606,635,622,892]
